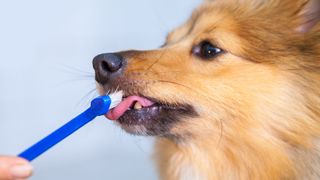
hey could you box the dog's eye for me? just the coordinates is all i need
[193,41,223,60]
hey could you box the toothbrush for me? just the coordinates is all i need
[18,91,123,162]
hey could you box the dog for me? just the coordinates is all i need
[93,0,320,179]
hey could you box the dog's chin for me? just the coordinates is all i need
[118,124,149,136]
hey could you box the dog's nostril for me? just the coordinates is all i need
[93,53,124,84]
[101,61,110,72]
[101,56,122,73]
[93,53,124,74]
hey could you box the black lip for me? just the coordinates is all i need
[98,78,198,136]
[118,103,189,125]
[117,99,197,136]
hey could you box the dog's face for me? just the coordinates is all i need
[93,0,320,145]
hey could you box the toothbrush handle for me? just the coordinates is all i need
[18,108,97,162]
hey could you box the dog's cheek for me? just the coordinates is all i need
[169,63,284,139]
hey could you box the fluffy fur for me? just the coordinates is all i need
[97,0,320,179]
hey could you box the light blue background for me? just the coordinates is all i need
[0,0,201,179]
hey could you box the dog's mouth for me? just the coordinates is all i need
[106,95,156,121]
[104,93,197,136]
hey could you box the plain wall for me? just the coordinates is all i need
[0,0,201,179]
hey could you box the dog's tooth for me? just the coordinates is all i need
[134,101,142,110]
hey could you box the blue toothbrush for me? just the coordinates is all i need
[18,91,123,162]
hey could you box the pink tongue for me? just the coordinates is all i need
[106,96,155,120]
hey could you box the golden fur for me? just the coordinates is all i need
[98,0,320,179]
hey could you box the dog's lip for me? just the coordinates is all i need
[105,95,155,120]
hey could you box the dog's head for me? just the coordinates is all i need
[93,0,320,146]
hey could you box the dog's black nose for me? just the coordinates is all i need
[93,53,124,84]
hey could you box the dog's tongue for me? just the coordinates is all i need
[106,96,155,120]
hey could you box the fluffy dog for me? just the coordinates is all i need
[93,0,320,179]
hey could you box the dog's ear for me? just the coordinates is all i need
[296,0,320,33]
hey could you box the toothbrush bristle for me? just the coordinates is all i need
[108,91,123,109]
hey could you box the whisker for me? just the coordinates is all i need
[127,48,169,72]
[59,64,94,77]
[154,79,197,92]
[145,50,166,72]
[76,88,98,108]
[153,79,221,107]
[115,85,120,93]
[127,69,184,75]
[126,54,148,64]
[55,79,96,89]
[217,118,224,148]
